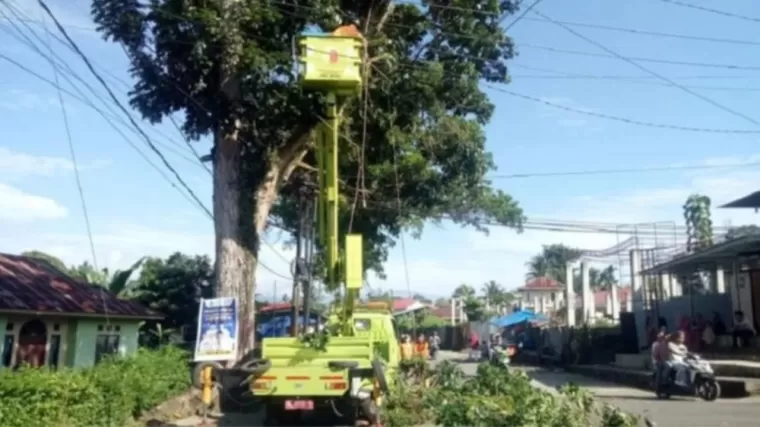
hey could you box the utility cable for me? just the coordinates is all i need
[523,16,760,46]
[484,85,760,134]
[37,5,109,323]
[5,3,291,279]
[533,10,760,126]
[0,4,203,171]
[659,0,760,24]
[37,0,213,219]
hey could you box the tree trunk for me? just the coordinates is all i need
[213,130,258,362]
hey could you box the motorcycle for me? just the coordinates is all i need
[653,354,720,401]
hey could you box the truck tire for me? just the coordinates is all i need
[192,361,222,389]
[371,358,390,394]
[238,358,272,375]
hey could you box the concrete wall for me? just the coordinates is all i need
[68,319,141,368]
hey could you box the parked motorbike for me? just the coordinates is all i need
[652,354,720,401]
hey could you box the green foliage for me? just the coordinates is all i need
[90,0,526,289]
[130,253,214,342]
[526,244,617,292]
[0,347,190,427]
[385,361,638,427]
[526,244,582,282]
[463,296,487,321]
[684,194,714,252]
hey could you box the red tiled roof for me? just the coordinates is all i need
[520,277,563,291]
[391,298,419,312]
[259,302,295,313]
[0,253,160,319]
[574,287,633,308]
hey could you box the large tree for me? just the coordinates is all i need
[130,253,214,341]
[91,0,524,358]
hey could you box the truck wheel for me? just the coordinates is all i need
[192,361,222,389]
[238,358,272,375]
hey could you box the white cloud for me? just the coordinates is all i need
[1,221,296,290]
[0,183,68,221]
[0,147,110,179]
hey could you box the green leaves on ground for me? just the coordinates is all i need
[385,361,639,427]
[0,347,190,427]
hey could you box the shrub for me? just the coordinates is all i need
[0,346,190,427]
[385,362,639,427]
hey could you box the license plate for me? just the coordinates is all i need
[285,400,314,411]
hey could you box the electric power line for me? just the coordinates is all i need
[660,0,760,24]
[533,9,760,126]
[523,16,760,46]
[37,0,212,218]
[7,2,292,280]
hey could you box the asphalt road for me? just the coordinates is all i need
[168,352,760,426]
[438,352,760,427]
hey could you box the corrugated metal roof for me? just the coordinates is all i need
[0,253,160,319]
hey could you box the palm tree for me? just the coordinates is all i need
[525,244,582,282]
[80,257,146,297]
[452,284,476,299]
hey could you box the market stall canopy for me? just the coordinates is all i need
[492,310,548,328]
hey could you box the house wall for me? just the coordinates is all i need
[0,314,141,370]
[68,319,141,368]
[518,290,564,314]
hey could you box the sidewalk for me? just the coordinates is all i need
[518,350,760,398]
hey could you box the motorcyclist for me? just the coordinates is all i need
[667,331,690,387]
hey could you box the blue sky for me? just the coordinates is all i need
[3,0,760,300]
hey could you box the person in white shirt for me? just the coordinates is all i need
[732,311,756,349]
[667,331,690,386]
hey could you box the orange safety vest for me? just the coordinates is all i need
[400,343,413,360]
[414,342,429,358]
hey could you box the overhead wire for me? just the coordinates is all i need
[37,0,213,217]
[36,4,109,322]
[522,16,760,46]
[659,0,760,24]
[27,3,750,262]
[16,3,760,138]
[11,1,292,279]
[0,3,205,171]
[532,9,760,126]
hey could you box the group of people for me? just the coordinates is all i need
[400,332,441,360]
[647,310,756,352]
[651,310,757,388]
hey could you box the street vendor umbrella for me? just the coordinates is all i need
[492,310,540,328]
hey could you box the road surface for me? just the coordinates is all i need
[167,352,760,426]
[439,352,760,427]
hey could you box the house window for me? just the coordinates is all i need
[94,326,120,364]
[2,335,14,368]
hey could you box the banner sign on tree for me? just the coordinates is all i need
[193,297,239,362]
